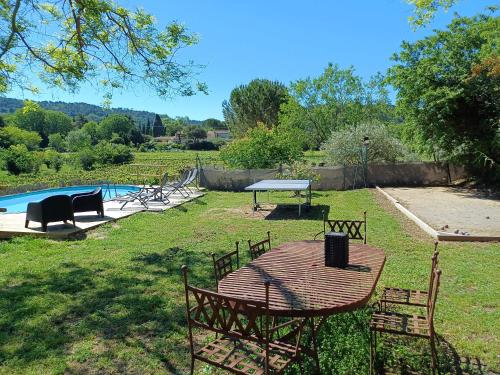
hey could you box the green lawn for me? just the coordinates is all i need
[0,190,498,374]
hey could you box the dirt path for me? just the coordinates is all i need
[383,187,500,236]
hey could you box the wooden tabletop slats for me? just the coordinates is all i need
[218,240,386,317]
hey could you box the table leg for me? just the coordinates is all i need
[298,191,302,217]
[308,184,312,205]
[253,190,257,211]
[309,317,321,373]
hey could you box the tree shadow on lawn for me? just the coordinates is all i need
[0,251,210,373]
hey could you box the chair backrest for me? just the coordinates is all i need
[324,211,367,244]
[159,172,169,188]
[41,195,73,221]
[212,241,240,286]
[427,242,440,305]
[182,265,270,344]
[186,168,198,185]
[427,268,441,331]
[248,231,271,260]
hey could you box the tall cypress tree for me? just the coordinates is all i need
[152,114,165,137]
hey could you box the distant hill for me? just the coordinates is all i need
[0,97,168,127]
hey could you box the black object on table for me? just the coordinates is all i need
[325,231,349,268]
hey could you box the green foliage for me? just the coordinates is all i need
[77,149,97,171]
[279,65,395,149]
[388,12,500,181]
[48,133,66,152]
[185,140,220,151]
[183,125,207,141]
[407,0,458,27]
[129,128,145,147]
[41,149,64,172]
[276,160,320,182]
[98,115,134,142]
[81,121,99,145]
[223,79,289,137]
[0,126,41,150]
[65,129,92,152]
[0,0,206,102]
[0,115,5,127]
[1,144,40,175]
[94,141,134,165]
[322,123,408,166]
[202,118,226,130]
[220,124,302,169]
[9,101,73,145]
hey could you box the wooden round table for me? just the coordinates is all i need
[218,240,386,318]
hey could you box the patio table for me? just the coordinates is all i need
[218,240,386,372]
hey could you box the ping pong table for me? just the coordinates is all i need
[244,179,312,216]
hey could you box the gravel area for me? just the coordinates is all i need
[383,187,500,236]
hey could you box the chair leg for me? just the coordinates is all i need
[25,220,29,228]
[42,223,47,232]
[72,219,76,227]
[370,329,375,375]
[430,335,439,375]
[190,357,195,375]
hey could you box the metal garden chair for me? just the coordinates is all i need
[380,242,439,310]
[248,231,272,260]
[211,241,240,289]
[181,265,305,375]
[370,268,442,374]
[314,211,367,244]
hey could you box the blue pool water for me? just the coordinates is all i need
[0,185,140,213]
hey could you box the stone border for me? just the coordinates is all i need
[376,186,500,242]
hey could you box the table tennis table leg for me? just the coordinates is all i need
[252,190,257,211]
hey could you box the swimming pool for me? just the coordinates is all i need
[0,185,140,213]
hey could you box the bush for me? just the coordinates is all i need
[65,129,92,152]
[155,141,185,151]
[77,148,97,170]
[42,149,64,172]
[0,126,41,150]
[185,140,220,151]
[48,133,66,152]
[220,124,302,169]
[321,123,409,166]
[138,141,157,152]
[2,144,40,175]
[95,141,134,165]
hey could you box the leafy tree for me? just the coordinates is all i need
[0,0,207,102]
[223,79,289,137]
[184,126,207,142]
[220,124,302,169]
[9,101,73,145]
[1,144,40,175]
[152,114,165,137]
[0,126,41,150]
[0,115,5,127]
[129,128,145,147]
[98,115,134,142]
[407,0,458,27]
[203,118,226,130]
[65,129,92,152]
[388,12,500,180]
[48,133,66,152]
[163,117,187,136]
[43,110,73,135]
[322,123,409,166]
[279,64,394,149]
[74,114,88,128]
[81,121,99,144]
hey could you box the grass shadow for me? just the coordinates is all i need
[265,204,329,221]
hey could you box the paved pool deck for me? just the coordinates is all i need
[0,189,205,239]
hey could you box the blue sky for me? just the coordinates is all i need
[7,0,493,120]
